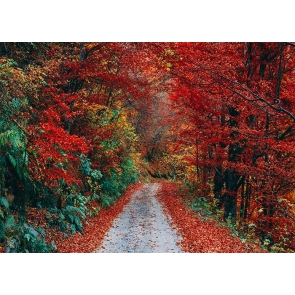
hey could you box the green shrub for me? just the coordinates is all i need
[47,204,86,235]
[4,218,56,253]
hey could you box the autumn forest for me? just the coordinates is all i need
[1,42,295,253]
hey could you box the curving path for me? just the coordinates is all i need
[94,183,184,253]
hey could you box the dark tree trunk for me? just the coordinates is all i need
[222,169,245,222]
[239,176,246,220]
[213,166,224,209]
[223,168,240,221]
[243,179,251,220]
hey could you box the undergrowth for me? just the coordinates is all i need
[180,181,279,252]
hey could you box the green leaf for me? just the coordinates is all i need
[8,153,16,168]
[12,98,22,110]
[70,224,76,234]
[63,205,86,219]
[24,233,31,241]
[8,61,18,67]
[28,226,39,237]
[67,214,74,223]
[0,196,9,209]
[0,132,9,147]
[58,213,65,220]
[4,215,16,230]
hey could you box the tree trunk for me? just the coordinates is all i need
[213,166,224,209]
[222,168,243,222]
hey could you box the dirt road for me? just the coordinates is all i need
[95,183,184,253]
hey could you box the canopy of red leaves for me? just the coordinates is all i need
[158,182,266,253]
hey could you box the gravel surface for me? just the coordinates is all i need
[94,183,184,253]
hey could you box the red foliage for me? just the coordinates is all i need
[158,182,266,253]
[165,42,295,249]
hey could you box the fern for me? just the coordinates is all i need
[100,194,111,208]
[4,222,56,253]
[63,205,86,219]
[47,205,86,235]
[72,214,83,233]
[62,205,85,233]
[70,224,76,234]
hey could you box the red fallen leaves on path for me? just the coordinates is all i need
[54,183,144,253]
[158,182,266,253]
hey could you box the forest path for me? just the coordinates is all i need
[94,183,184,253]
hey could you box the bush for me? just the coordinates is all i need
[4,219,56,253]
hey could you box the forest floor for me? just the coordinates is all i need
[0,182,266,253]
[158,182,265,253]
[94,182,265,253]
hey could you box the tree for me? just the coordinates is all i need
[166,42,295,250]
